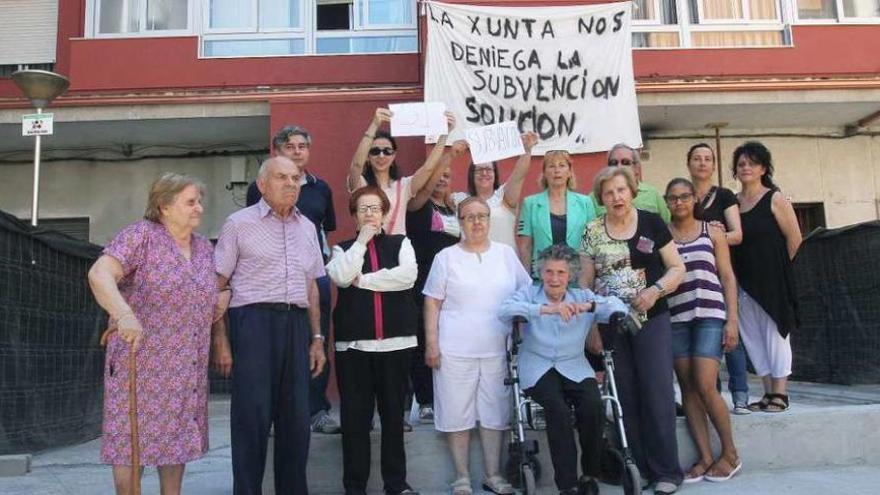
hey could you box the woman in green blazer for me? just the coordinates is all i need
[517,150,597,279]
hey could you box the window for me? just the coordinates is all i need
[796,0,879,20]
[631,0,682,47]
[201,0,416,56]
[794,203,826,235]
[0,63,55,79]
[95,0,189,34]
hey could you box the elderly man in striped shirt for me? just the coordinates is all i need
[214,155,327,495]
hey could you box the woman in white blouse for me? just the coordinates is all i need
[423,197,531,495]
[326,186,420,495]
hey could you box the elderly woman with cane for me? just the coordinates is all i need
[88,173,225,495]
[499,245,628,495]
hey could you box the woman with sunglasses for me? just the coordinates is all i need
[664,178,742,484]
[451,132,538,249]
[348,108,455,235]
[730,141,801,414]
[685,143,751,416]
[517,149,596,279]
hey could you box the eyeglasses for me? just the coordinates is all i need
[459,213,490,224]
[608,158,634,167]
[474,168,494,176]
[357,205,384,214]
[369,147,396,157]
[665,193,695,204]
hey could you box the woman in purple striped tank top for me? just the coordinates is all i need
[665,178,743,484]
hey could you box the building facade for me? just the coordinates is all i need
[0,0,878,243]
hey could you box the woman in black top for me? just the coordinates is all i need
[405,144,465,423]
[686,143,751,415]
[326,186,421,495]
[730,142,802,414]
[580,167,685,495]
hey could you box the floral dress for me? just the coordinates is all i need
[101,220,217,465]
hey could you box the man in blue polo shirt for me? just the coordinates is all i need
[247,125,340,434]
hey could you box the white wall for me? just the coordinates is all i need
[640,133,880,228]
[0,155,261,245]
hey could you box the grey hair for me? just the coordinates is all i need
[536,244,581,279]
[144,172,205,223]
[456,196,490,219]
[272,125,311,151]
[607,143,640,165]
[257,156,296,180]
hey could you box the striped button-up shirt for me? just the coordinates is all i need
[215,199,326,308]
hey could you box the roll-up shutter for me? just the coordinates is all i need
[0,0,59,65]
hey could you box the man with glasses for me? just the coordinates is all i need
[246,125,341,435]
[591,143,671,223]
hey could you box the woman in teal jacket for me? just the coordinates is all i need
[517,150,597,279]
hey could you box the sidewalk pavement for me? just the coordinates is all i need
[2,378,879,494]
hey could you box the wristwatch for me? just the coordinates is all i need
[652,282,666,297]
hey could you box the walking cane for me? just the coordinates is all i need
[101,326,142,495]
[128,344,142,495]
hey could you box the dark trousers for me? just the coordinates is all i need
[409,303,433,406]
[601,312,682,485]
[229,306,312,495]
[310,275,332,416]
[525,370,603,491]
[336,348,412,494]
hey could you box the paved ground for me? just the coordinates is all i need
[2,378,879,494]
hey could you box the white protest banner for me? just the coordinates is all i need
[465,121,524,163]
[424,1,641,155]
[389,102,448,137]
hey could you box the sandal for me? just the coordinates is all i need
[705,456,742,482]
[451,477,472,495]
[683,459,711,484]
[764,393,790,413]
[747,394,772,412]
[482,475,515,494]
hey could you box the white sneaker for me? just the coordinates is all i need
[732,402,752,415]
[418,404,434,423]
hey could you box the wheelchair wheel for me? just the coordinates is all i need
[598,442,624,485]
[520,464,537,495]
[622,460,642,495]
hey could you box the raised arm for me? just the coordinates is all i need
[348,108,391,191]
[502,132,538,209]
[771,191,803,260]
[408,140,467,212]
[408,113,455,194]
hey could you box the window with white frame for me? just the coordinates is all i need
[797,0,880,19]
[95,0,190,34]
[631,0,682,47]
[202,0,416,56]
[314,0,417,54]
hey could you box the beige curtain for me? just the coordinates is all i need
[691,30,783,45]
[701,0,742,19]
[633,0,658,20]
[647,32,681,46]
[749,0,779,19]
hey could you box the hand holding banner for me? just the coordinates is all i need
[465,121,525,163]
[389,102,449,137]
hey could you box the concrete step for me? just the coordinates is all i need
[303,403,880,493]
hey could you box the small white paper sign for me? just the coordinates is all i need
[465,121,524,164]
[22,113,54,136]
[389,102,447,137]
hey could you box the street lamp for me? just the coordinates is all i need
[11,69,70,226]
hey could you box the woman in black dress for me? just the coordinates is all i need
[730,141,802,414]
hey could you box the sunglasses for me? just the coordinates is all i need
[608,158,634,167]
[369,147,396,157]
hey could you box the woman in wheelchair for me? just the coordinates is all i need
[499,245,627,495]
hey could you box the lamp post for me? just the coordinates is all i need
[11,69,70,227]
